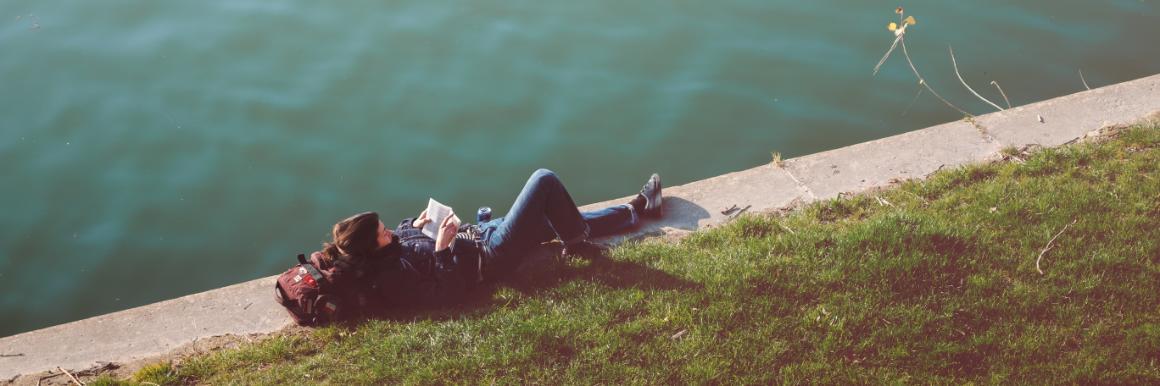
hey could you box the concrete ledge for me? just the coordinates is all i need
[977,75,1160,148]
[3,72,1158,382]
[582,162,807,244]
[782,120,1001,200]
[1,277,289,381]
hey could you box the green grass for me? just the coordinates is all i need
[122,126,1159,384]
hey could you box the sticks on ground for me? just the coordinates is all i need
[728,205,752,219]
[57,367,83,385]
[38,372,64,386]
[1036,219,1078,275]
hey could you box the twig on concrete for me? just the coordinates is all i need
[728,205,752,219]
[1036,219,1077,275]
[721,205,739,215]
[58,367,83,385]
[990,80,1012,108]
[0,353,24,357]
[924,164,948,178]
[949,46,1004,111]
[38,371,64,386]
[1078,69,1091,90]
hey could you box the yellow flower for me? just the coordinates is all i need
[895,6,904,14]
[888,22,898,31]
[905,16,917,25]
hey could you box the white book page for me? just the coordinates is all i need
[421,198,461,239]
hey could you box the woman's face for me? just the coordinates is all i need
[376,220,394,248]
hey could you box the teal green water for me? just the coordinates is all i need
[1,1,1157,336]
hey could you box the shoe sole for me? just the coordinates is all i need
[647,174,663,218]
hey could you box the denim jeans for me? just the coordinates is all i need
[480,169,637,272]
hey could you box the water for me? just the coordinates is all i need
[1,0,1157,336]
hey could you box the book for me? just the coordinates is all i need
[421,198,461,239]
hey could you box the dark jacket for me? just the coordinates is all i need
[361,217,484,308]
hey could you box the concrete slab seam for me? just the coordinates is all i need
[776,166,818,201]
[965,116,999,145]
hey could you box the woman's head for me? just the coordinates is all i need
[322,211,393,260]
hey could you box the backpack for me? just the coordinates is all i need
[274,253,358,325]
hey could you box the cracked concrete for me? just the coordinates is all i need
[2,73,1158,383]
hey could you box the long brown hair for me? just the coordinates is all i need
[322,211,380,261]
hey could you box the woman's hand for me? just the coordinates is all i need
[434,215,458,252]
[412,209,431,228]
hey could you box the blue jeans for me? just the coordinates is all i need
[480,169,637,271]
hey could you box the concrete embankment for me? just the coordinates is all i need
[2,73,1158,383]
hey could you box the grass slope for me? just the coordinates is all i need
[109,126,1158,385]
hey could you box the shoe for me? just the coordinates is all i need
[629,173,663,218]
[562,241,608,260]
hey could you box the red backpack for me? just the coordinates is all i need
[274,253,356,325]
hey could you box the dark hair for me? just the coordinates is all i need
[322,211,380,262]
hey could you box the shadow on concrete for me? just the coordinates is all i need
[594,196,711,244]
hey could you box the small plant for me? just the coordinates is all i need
[770,151,784,168]
[132,362,177,385]
[1000,146,1021,158]
[875,7,1017,115]
[874,7,971,116]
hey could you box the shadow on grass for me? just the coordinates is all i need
[331,197,710,326]
[505,243,702,294]
[359,226,701,325]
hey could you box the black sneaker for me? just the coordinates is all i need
[629,173,663,218]
[562,241,608,260]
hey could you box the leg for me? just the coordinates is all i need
[486,169,590,260]
[585,172,660,237]
[582,204,638,238]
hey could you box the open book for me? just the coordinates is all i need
[421,198,461,239]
